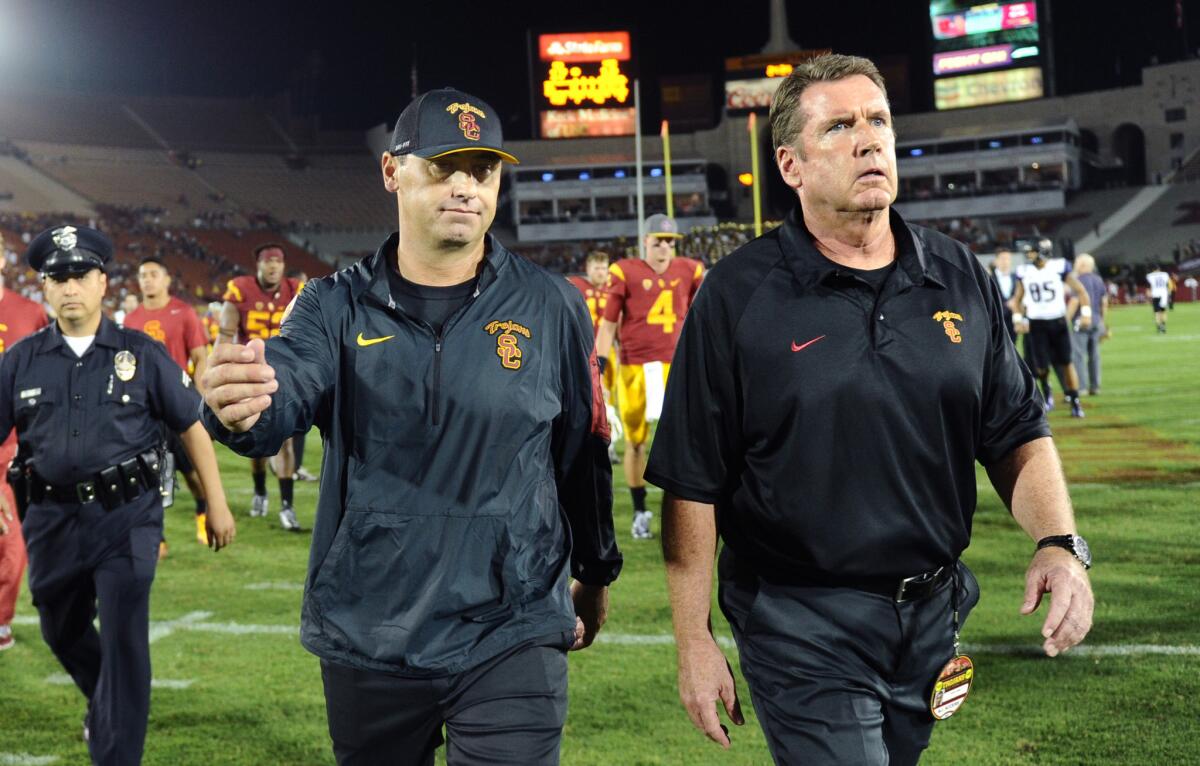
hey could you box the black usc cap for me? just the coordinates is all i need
[388,88,519,164]
[27,225,113,277]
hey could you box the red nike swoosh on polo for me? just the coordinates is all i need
[791,335,826,352]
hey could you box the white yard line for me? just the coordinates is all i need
[12,615,1200,657]
[44,673,194,690]
[0,755,60,765]
[244,582,304,591]
[148,611,213,644]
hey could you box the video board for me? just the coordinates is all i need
[533,31,636,139]
[929,1,1044,109]
[723,50,830,115]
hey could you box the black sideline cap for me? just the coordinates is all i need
[388,88,519,164]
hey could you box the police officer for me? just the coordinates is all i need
[0,225,236,766]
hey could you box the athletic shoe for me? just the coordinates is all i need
[293,466,319,482]
[1089,388,1099,396]
[195,512,208,545]
[1070,399,1085,418]
[631,510,654,540]
[279,504,303,532]
[250,494,269,517]
[1044,391,1055,413]
[0,625,13,651]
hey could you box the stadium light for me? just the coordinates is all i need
[738,173,754,186]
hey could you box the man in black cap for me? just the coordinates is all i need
[0,225,236,765]
[201,88,621,765]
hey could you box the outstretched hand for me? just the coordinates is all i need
[202,338,277,433]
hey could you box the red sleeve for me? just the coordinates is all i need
[182,306,207,352]
[602,263,629,322]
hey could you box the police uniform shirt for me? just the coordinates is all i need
[0,317,201,486]
[644,207,1050,580]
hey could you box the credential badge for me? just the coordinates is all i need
[52,226,78,251]
[114,350,137,382]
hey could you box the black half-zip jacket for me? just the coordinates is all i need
[203,233,622,676]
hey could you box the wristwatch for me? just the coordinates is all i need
[1036,534,1092,569]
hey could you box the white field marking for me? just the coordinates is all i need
[0,754,60,765]
[148,611,213,643]
[244,582,304,591]
[963,643,1200,657]
[13,616,1200,657]
[11,616,40,626]
[185,621,297,635]
[45,673,194,690]
[592,635,1200,657]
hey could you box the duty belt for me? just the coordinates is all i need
[757,562,956,604]
[31,450,162,511]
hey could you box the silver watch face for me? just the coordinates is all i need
[1072,535,1092,567]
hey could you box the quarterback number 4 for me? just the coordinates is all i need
[647,289,677,334]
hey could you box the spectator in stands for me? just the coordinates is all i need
[1069,254,1109,396]
[114,293,138,326]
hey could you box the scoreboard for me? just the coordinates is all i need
[723,50,830,115]
[929,1,1045,110]
[532,31,636,139]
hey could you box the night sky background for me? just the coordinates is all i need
[1,0,1197,137]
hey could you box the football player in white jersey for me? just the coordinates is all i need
[1146,265,1173,333]
[1009,239,1092,418]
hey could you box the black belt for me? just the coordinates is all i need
[31,450,162,511]
[757,563,956,604]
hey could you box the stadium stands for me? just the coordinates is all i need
[1093,181,1200,265]
[19,141,228,223]
[193,152,392,231]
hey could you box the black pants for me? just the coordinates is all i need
[24,494,162,766]
[719,550,980,766]
[321,640,569,766]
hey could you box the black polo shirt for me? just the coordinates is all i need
[645,206,1049,580]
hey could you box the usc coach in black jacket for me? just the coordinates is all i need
[201,88,622,766]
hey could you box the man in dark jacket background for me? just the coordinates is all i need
[201,88,621,766]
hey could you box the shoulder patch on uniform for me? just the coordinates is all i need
[19,387,41,399]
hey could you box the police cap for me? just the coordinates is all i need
[27,225,113,277]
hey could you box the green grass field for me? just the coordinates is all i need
[2,303,1198,765]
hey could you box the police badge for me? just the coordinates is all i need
[52,226,79,251]
[114,350,137,382]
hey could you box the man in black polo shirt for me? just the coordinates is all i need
[646,54,1094,765]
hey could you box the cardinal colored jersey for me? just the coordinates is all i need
[0,289,48,450]
[124,297,209,370]
[0,290,48,355]
[566,275,609,336]
[604,257,703,365]
[223,275,303,341]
